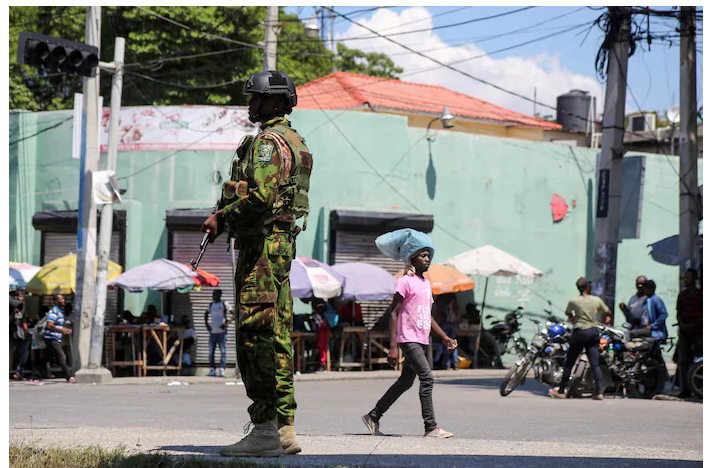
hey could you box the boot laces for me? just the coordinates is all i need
[243,421,254,434]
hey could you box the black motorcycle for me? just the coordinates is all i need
[567,324,671,399]
[487,307,528,358]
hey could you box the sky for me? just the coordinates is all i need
[285,6,704,120]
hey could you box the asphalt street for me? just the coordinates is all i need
[9,373,703,468]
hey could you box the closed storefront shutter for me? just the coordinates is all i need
[41,232,122,324]
[169,231,237,367]
[333,230,403,329]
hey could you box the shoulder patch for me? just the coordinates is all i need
[257,143,274,162]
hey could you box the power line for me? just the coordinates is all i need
[348,6,474,37]
[126,70,242,89]
[135,6,263,50]
[8,116,73,146]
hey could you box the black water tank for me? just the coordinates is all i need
[556,90,591,133]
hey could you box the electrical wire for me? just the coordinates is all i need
[135,6,263,50]
[126,70,242,89]
[8,116,73,146]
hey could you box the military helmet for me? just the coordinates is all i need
[243,71,297,108]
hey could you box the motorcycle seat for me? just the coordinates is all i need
[625,338,655,352]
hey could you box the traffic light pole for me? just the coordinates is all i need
[76,37,125,384]
[263,6,278,71]
[73,6,101,372]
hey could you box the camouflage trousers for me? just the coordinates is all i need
[234,230,296,426]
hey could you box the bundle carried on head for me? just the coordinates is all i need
[375,228,434,276]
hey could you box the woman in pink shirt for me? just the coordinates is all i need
[362,247,457,438]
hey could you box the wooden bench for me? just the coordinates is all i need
[105,325,143,377]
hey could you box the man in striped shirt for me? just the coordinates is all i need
[677,268,702,398]
[32,294,75,384]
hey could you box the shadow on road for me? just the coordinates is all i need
[154,448,702,468]
[436,376,552,397]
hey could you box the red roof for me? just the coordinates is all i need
[297,71,561,131]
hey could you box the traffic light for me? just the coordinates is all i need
[17,31,99,77]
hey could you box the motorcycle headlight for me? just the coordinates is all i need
[532,335,546,348]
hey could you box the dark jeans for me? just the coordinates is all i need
[34,339,73,380]
[10,338,30,376]
[559,328,603,395]
[678,333,703,393]
[370,342,437,433]
[209,333,227,369]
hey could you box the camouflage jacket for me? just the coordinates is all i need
[221,116,295,233]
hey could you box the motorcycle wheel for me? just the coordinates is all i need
[500,358,532,397]
[626,358,667,399]
[688,361,703,398]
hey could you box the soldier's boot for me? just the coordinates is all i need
[219,418,284,458]
[278,424,302,455]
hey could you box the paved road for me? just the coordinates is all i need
[9,374,702,467]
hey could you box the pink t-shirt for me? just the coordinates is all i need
[394,274,434,345]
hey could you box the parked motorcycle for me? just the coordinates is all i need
[687,356,703,398]
[499,317,570,397]
[567,324,671,399]
[487,307,528,358]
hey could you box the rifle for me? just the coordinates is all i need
[190,203,219,271]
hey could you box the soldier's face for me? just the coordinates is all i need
[248,94,262,123]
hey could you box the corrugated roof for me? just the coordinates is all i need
[297,71,562,131]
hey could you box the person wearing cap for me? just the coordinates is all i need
[362,229,457,438]
[202,70,311,457]
[549,277,609,400]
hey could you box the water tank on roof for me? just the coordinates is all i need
[556,90,591,133]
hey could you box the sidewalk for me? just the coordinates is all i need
[95,368,510,386]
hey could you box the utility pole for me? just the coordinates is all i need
[678,6,700,286]
[263,6,278,71]
[329,6,335,54]
[76,37,125,384]
[73,6,101,372]
[591,7,632,318]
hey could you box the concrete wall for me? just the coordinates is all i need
[9,108,701,339]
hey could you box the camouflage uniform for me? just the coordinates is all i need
[221,116,310,426]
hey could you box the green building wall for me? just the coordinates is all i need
[9,108,702,339]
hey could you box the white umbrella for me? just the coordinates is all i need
[109,259,198,293]
[442,245,543,278]
[442,245,544,368]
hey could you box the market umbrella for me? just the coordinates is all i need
[332,262,396,301]
[9,262,41,290]
[291,257,345,299]
[442,245,543,367]
[394,264,476,295]
[109,259,197,293]
[26,254,122,295]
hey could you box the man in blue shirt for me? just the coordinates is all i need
[32,294,75,383]
[632,280,668,342]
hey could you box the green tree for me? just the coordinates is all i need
[334,43,403,79]
[10,6,400,110]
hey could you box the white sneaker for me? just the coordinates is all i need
[425,426,454,438]
[219,368,226,377]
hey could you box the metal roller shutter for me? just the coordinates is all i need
[169,231,237,367]
[41,232,122,324]
[333,230,403,329]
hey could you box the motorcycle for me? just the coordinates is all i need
[687,356,703,398]
[567,324,671,399]
[487,307,528,358]
[499,316,569,397]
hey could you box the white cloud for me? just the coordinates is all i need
[337,7,604,118]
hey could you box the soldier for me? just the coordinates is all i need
[201,70,312,457]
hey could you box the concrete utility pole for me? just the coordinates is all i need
[76,37,125,384]
[263,6,278,71]
[678,6,700,286]
[591,7,632,318]
[73,6,101,372]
